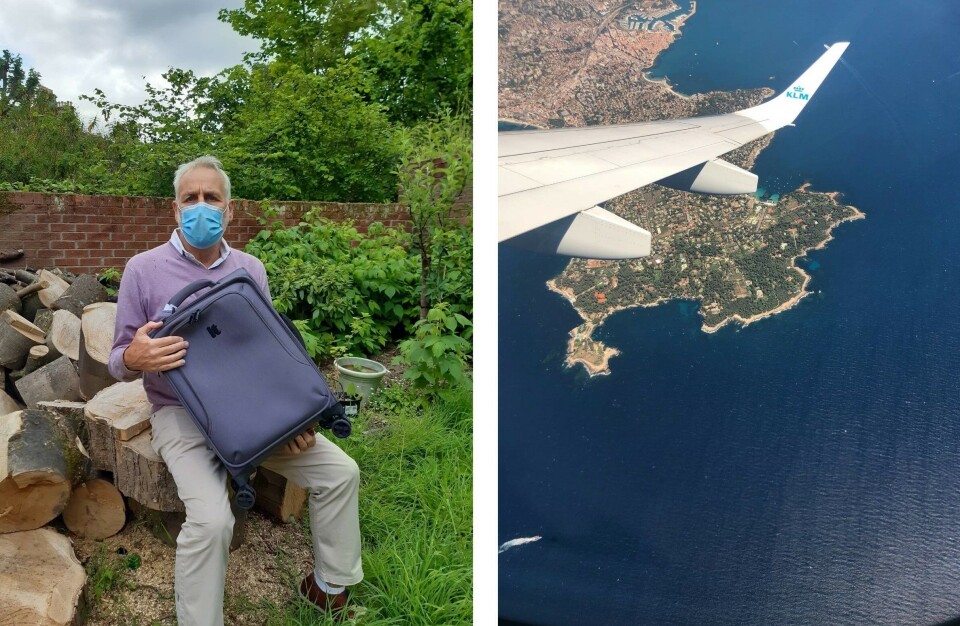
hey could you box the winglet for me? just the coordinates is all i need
[739,42,849,131]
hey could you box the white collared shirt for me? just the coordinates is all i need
[168,229,232,269]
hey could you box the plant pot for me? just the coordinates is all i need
[334,357,388,406]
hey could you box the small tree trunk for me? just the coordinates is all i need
[419,229,431,320]
[0,310,45,370]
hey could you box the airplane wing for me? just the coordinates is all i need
[498,42,849,259]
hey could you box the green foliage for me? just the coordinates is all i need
[219,0,385,72]
[245,212,422,360]
[98,267,122,298]
[356,0,473,124]
[220,61,400,202]
[397,302,473,394]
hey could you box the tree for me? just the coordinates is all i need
[396,112,472,319]
[219,0,386,72]
[0,50,44,116]
[356,0,473,124]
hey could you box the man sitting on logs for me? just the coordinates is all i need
[107,156,362,624]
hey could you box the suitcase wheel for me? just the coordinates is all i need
[235,483,257,510]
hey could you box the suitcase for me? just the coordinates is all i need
[150,268,350,509]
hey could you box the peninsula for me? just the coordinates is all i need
[500,0,864,376]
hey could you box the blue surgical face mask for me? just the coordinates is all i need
[178,202,225,249]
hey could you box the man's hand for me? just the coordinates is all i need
[123,320,188,373]
[284,429,316,455]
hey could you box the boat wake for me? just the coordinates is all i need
[499,536,542,554]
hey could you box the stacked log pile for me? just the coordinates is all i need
[0,268,307,624]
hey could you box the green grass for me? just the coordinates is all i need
[255,384,473,625]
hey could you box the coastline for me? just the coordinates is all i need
[552,191,865,375]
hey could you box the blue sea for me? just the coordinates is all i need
[499,1,960,624]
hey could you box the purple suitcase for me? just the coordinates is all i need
[150,268,349,509]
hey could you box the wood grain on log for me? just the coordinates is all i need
[79,302,117,400]
[62,478,127,539]
[116,430,183,512]
[0,528,86,625]
[83,381,151,473]
[0,410,71,533]
[53,274,108,318]
[47,309,80,362]
[0,311,45,370]
[0,248,24,261]
[36,270,69,309]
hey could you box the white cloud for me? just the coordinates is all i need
[0,0,258,123]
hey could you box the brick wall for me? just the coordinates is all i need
[0,191,471,274]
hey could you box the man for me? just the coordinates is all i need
[108,156,362,625]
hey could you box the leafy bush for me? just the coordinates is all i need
[246,209,471,361]
[397,302,472,394]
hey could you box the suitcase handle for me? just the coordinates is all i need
[162,278,218,317]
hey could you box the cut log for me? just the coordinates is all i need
[115,430,182,512]
[52,274,108,318]
[0,283,20,314]
[0,390,21,416]
[0,528,86,626]
[253,466,308,523]
[62,478,127,539]
[0,410,72,533]
[0,311,45,370]
[83,381,151,473]
[10,345,57,381]
[15,356,81,409]
[36,270,70,309]
[79,302,118,400]
[47,309,80,361]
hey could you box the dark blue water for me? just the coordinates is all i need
[499,1,960,624]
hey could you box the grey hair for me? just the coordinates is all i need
[173,156,231,203]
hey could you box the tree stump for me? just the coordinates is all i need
[47,310,81,362]
[15,356,81,409]
[53,274,108,318]
[0,528,86,626]
[83,381,151,473]
[0,410,72,533]
[62,478,127,539]
[115,430,182,512]
[78,302,117,400]
[0,311,45,370]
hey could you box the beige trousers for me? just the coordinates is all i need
[150,405,363,626]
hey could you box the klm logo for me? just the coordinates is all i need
[786,86,809,101]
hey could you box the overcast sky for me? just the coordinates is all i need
[0,0,259,123]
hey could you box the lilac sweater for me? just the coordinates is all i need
[108,231,271,412]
